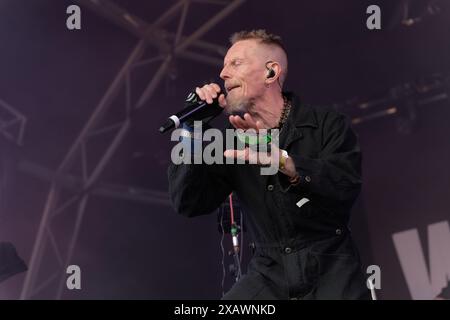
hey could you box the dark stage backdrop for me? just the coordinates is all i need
[0,0,449,300]
[354,100,450,300]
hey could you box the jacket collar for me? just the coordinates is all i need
[284,92,318,128]
[278,92,318,150]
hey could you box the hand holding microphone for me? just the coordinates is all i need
[195,83,267,131]
[195,83,227,108]
[159,83,226,134]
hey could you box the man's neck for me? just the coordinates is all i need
[249,92,284,129]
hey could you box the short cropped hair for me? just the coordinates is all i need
[229,29,288,86]
[230,29,286,52]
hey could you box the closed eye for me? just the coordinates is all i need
[224,58,243,69]
[231,59,243,67]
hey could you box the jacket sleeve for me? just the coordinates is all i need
[279,112,362,209]
[168,162,233,218]
[167,121,234,217]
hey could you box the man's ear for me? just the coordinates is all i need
[265,61,281,84]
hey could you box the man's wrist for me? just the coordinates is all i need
[279,149,288,170]
[278,149,301,184]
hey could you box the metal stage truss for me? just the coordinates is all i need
[20,0,449,300]
[20,0,246,300]
[0,98,26,147]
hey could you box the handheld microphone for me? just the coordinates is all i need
[159,90,224,134]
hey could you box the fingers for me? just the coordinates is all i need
[224,148,270,166]
[223,149,237,159]
[195,86,212,103]
[255,120,263,131]
[228,113,261,131]
[224,148,250,161]
[195,83,221,104]
[218,94,227,108]
[243,113,258,130]
[204,85,218,103]
[211,83,221,93]
[229,115,249,130]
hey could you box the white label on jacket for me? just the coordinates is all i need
[296,198,310,208]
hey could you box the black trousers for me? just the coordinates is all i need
[222,232,371,300]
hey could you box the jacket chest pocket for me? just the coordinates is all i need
[288,142,319,159]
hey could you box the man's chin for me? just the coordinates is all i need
[225,106,246,117]
[224,99,248,116]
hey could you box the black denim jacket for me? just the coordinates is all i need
[168,93,362,248]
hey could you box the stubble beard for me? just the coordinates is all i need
[224,94,255,116]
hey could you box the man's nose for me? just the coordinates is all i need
[220,67,230,80]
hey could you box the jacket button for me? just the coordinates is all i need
[336,228,342,235]
[267,184,274,191]
[305,176,311,183]
[284,247,292,254]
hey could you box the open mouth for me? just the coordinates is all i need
[226,85,240,93]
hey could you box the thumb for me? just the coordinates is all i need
[218,94,227,108]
